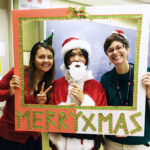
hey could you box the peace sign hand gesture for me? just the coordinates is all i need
[36,82,52,104]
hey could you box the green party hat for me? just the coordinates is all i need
[43,29,54,46]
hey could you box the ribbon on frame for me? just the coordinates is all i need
[67,7,93,21]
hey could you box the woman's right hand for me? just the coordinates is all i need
[36,82,52,104]
[9,75,21,96]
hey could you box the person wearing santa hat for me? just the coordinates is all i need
[48,37,107,150]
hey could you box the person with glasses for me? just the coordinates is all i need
[100,29,150,150]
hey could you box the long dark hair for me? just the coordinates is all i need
[64,49,89,69]
[25,41,55,98]
[104,34,129,55]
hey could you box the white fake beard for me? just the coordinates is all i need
[69,62,87,81]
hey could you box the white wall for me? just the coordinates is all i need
[0,1,9,77]
[0,0,9,117]
[50,0,83,7]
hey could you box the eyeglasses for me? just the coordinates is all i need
[106,44,125,55]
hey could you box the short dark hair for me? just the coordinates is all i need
[104,34,129,55]
[64,49,89,69]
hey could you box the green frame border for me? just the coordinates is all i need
[19,14,142,110]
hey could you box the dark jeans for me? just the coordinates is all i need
[0,136,42,150]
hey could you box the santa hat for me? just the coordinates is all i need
[62,37,91,57]
[112,29,127,39]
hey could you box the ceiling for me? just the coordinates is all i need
[66,0,150,5]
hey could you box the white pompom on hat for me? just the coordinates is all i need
[62,37,91,57]
[112,29,127,39]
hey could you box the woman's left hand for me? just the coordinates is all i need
[142,73,150,99]
[36,82,52,104]
[9,75,21,96]
[70,84,84,103]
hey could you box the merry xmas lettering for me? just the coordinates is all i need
[16,110,142,135]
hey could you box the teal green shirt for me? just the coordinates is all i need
[101,65,150,145]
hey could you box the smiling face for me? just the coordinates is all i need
[107,41,129,66]
[34,47,54,73]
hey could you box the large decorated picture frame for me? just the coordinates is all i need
[12,5,150,136]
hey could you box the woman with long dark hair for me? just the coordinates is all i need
[0,36,55,150]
